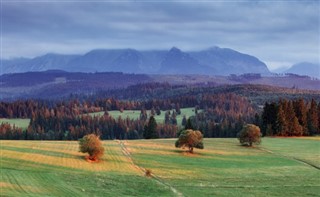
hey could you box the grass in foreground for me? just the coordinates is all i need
[1,137,319,196]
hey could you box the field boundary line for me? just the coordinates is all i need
[176,184,320,189]
[118,140,184,197]
[257,147,320,170]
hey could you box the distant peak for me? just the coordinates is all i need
[207,46,221,50]
[124,48,139,53]
[169,47,181,52]
[43,53,59,57]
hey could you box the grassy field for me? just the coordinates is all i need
[1,137,319,196]
[0,118,30,130]
[0,107,197,130]
[90,107,199,126]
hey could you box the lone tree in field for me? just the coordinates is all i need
[237,124,261,147]
[79,134,104,161]
[175,129,204,153]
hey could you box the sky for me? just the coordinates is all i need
[1,0,319,71]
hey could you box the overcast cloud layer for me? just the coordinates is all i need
[1,0,319,70]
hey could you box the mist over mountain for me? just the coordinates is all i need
[2,46,270,75]
[283,62,320,78]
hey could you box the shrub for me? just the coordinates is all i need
[79,134,104,161]
[145,169,152,177]
[237,124,261,147]
[175,129,204,153]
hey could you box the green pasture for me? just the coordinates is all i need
[89,107,199,126]
[0,137,319,196]
[0,118,30,130]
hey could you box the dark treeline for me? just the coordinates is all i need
[259,98,320,136]
[0,82,319,140]
[182,94,255,138]
[0,93,257,140]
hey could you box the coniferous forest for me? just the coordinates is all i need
[0,83,319,140]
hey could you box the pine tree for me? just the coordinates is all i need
[143,116,158,139]
[182,115,187,126]
[164,111,170,124]
[285,101,298,136]
[292,116,303,136]
[185,118,194,130]
[318,102,320,133]
[262,102,278,136]
[294,99,308,135]
[307,99,319,135]
[275,105,288,136]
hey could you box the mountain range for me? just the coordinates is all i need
[2,46,271,75]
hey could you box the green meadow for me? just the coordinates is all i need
[1,137,319,196]
[0,108,198,131]
[90,107,199,126]
[0,118,30,130]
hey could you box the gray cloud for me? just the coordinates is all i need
[1,0,319,70]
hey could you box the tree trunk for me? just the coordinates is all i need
[89,155,96,161]
[189,147,193,153]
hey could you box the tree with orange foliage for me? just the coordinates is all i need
[237,124,261,147]
[79,134,104,161]
[175,129,204,153]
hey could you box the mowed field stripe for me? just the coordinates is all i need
[1,138,319,196]
[0,140,146,196]
[1,140,141,173]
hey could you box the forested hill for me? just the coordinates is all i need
[81,83,320,106]
[1,71,319,100]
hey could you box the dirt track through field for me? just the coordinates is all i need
[257,147,320,170]
[118,140,184,197]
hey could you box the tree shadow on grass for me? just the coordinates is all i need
[168,149,205,157]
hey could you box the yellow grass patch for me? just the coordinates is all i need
[291,137,320,141]
[0,181,44,193]
[127,142,173,150]
[1,141,140,174]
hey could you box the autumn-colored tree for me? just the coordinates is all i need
[79,134,104,161]
[293,99,308,135]
[275,105,288,136]
[175,129,204,153]
[237,124,261,147]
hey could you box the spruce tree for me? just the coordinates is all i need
[262,102,278,135]
[143,116,158,139]
[292,116,303,136]
[276,105,288,136]
[307,99,319,135]
[185,118,194,130]
[182,115,187,126]
[285,101,298,136]
[294,99,308,135]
